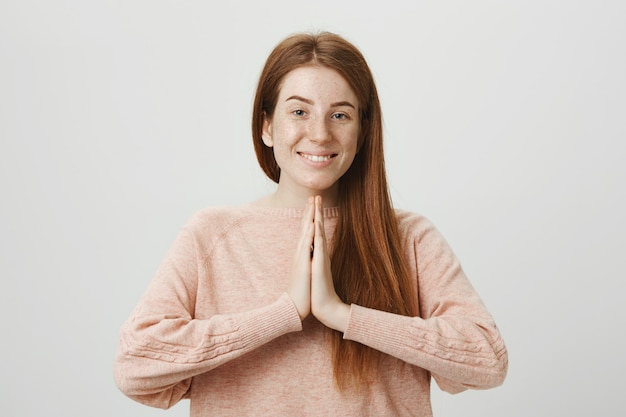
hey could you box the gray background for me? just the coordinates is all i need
[1,1,624,416]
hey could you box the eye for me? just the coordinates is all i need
[332,113,348,120]
[293,109,306,117]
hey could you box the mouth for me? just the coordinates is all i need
[298,152,338,162]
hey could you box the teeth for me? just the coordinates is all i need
[301,154,333,162]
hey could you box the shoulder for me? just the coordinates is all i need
[181,204,305,236]
[393,208,455,251]
[186,205,252,226]
[171,206,267,255]
[394,209,436,239]
[182,205,262,235]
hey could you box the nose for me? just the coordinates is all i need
[308,116,331,143]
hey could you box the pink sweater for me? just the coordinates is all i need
[114,206,507,416]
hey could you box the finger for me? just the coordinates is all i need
[314,196,327,248]
[314,195,323,221]
[314,195,325,234]
[298,198,315,250]
[299,224,315,265]
[305,196,315,223]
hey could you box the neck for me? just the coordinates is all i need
[256,185,339,208]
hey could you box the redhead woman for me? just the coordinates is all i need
[114,32,508,417]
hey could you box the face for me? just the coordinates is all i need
[262,65,360,204]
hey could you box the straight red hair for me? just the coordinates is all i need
[252,32,417,389]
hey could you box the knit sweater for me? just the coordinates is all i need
[114,205,507,416]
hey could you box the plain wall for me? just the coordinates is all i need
[1,1,624,416]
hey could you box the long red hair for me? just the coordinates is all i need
[252,32,417,389]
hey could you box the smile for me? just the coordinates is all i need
[299,153,337,162]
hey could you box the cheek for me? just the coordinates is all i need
[347,128,361,154]
[272,122,301,146]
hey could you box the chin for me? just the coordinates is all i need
[304,182,339,196]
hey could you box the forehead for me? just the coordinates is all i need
[278,65,358,104]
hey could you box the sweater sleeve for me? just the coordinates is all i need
[343,216,507,393]
[114,227,303,409]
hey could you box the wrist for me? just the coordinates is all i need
[318,301,350,333]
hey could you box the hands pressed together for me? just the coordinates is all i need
[287,196,350,333]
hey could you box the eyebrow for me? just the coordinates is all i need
[285,95,356,109]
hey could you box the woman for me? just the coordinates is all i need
[114,32,507,416]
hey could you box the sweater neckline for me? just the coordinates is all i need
[242,204,340,219]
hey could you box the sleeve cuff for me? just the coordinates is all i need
[343,303,413,350]
[236,293,303,349]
